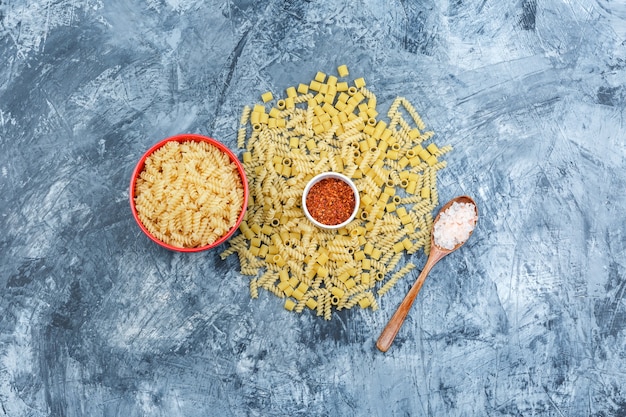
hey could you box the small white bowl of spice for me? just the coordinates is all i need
[302,172,360,229]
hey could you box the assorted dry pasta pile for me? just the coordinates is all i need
[221,65,452,319]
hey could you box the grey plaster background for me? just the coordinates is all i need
[1,0,626,416]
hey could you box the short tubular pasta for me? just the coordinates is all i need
[221,67,451,320]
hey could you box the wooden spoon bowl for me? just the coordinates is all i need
[376,195,478,352]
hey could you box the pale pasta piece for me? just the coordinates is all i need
[250,279,259,298]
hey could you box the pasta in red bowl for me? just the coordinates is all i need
[130,134,249,252]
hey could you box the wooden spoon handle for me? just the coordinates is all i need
[376,259,436,352]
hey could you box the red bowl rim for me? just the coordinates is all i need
[129,133,249,252]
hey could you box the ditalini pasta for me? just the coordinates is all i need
[134,140,245,248]
[221,65,452,319]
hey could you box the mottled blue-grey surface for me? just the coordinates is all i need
[1,1,626,416]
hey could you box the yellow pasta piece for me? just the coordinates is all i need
[250,111,261,124]
[285,277,298,289]
[330,287,345,299]
[353,250,366,261]
[292,289,305,300]
[309,80,322,91]
[239,223,254,240]
[266,108,278,118]
[426,143,439,154]
[286,86,297,98]
[408,129,420,140]
[426,155,438,166]
[418,149,431,161]
[316,265,329,278]
[284,299,297,311]
[278,269,290,282]
[392,241,405,253]
[337,65,349,77]
[406,181,418,195]
[261,92,273,103]
[272,254,286,267]
[316,252,329,265]
[358,297,371,309]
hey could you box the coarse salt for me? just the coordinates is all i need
[433,202,477,250]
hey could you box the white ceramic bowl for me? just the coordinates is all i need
[302,172,360,230]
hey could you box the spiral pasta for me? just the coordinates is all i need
[134,140,245,248]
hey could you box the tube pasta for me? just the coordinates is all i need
[221,67,451,319]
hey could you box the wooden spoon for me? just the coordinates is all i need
[376,195,478,352]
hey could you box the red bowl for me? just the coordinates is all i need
[129,134,249,252]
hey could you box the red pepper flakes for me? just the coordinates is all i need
[305,178,356,225]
